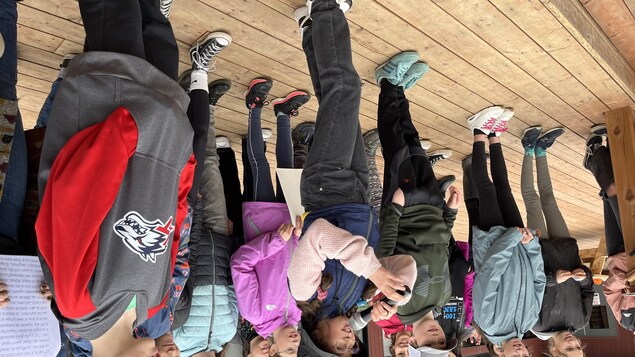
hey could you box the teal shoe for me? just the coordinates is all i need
[375,51,420,86]
[400,61,429,89]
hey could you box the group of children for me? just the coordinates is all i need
[0,1,634,357]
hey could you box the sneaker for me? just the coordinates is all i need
[428,149,452,166]
[209,79,232,106]
[491,108,514,136]
[178,69,192,93]
[190,32,232,71]
[536,127,565,150]
[591,123,607,136]
[272,91,311,117]
[583,134,603,170]
[375,51,420,86]
[437,175,456,194]
[262,128,273,141]
[216,136,230,149]
[521,126,542,151]
[160,0,173,18]
[467,106,505,135]
[420,140,432,151]
[364,129,380,155]
[294,6,312,31]
[244,78,273,109]
[293,122,316,147]
[400,61,429,90]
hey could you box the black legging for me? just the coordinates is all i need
[186,89,210,203]
[471,141,523,230]
[218,147,244,238]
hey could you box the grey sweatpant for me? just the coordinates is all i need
[521,154,570,239]
[199,105,228,235]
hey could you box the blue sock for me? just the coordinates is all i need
[535,147,547,157]
[524,147,535,156]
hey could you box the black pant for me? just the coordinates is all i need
[300,1,368,211]
[186,89,210,202]
[588,146,615,193]
[378,81,443,208]
[471,141,523,230]
[218,147,244,238]
[79,0,179,80]
[465,198,479,267]
[604,195,624,256]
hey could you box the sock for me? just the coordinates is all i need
[524,147,535,156]
[190,69,209,92]
[535,147,547,157]
[473,128,487,136]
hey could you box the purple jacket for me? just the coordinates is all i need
[231,202,301,338]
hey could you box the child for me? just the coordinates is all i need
[520,126,593,341]
[372,51,462,356]
[466,107,546,356]
[583,125,635,333]
[230,77,310,356]
[289,2,417,356]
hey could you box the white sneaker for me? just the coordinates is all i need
[262,128,273,141]
[428,149,452,167]
[216,136,230,148]
[467,106,504,135]
[420,140,432,151]
[491,108,514,137]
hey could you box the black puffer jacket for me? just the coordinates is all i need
[172,200,237,329]
[532,238,593,334]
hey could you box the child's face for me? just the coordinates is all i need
[551,331,583,357]
[118,337,159,357]
[248,336,271,357]
[154,332,181,357]
[271,325,301,357]
[315,316,358,356]
[497,338,530,357]
[409,319,446,350]
[391,330,412,357]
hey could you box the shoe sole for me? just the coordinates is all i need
[271,90,310,106]
[244,78,272,99]
[420,140,432,151]
[538,127,565,139]
[521,125,542,143]
[429,149,452,158]
[295,7,310,28]
[591,124,607,135]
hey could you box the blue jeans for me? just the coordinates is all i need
[0,0,27,241]
[36,76,63,128]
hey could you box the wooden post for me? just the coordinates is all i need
[604,107,635,291]
[367,323,385,357]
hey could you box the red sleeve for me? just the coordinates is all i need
[148,153,195,319]
[36,107,138,318]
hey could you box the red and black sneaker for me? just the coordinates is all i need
[272,91,311,116]
[244,78,273,109]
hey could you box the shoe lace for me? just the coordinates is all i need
[290,108,300,117]
[249,97,270,109]
[192,40,224,72]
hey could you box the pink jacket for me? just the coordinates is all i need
[604,252,635,329]
[230,202,300,338]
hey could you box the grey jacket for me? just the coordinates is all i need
[472,226,546,346]
[37,52,193,340]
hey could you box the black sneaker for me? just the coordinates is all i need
[190,32,232,71]
[363,129,380,156]
[428,149,452,167]
[160,0,173,18]
[293,122,316,147]
[178,69,192,93]
[583,134,603,170]
[521,126,542,151]
[244,78,273,109]
[61,53,76,69]
[272,91,311,116]
[438,175,456,195]
[591,123,607,136]
[209,79,231,106]
[536,127,565,150]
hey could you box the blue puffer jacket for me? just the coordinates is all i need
[302,203,379,319]
[173,285,238,356]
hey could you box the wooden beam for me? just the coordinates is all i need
[541,0,635,102]
[367,323,384,357]
[604,107,635,290]
[579,248,598,262]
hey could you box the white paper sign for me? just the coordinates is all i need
[276,168,305,223]
[0,255,61,357]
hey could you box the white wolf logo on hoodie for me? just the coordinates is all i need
[113,211,175,263]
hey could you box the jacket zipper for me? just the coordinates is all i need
[337,209,374,313]
[515,248,526,338]
[284,238,294,323]
[206,229,217,351]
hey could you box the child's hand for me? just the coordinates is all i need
[277,216,304,242]
[369,300,398,322]
[517,227,534,244]
[40,282,52,301]
[369,267,406,303]
[465,329,482,345]
[446,186,461,209]
[571,268,587,282]
[556,269,572,284]
[293,215,303,237]
[0,281,9,308]
[392,188,405,206]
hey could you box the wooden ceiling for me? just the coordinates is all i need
[14,0,635,249]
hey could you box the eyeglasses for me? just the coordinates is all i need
[334,340,360,354]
